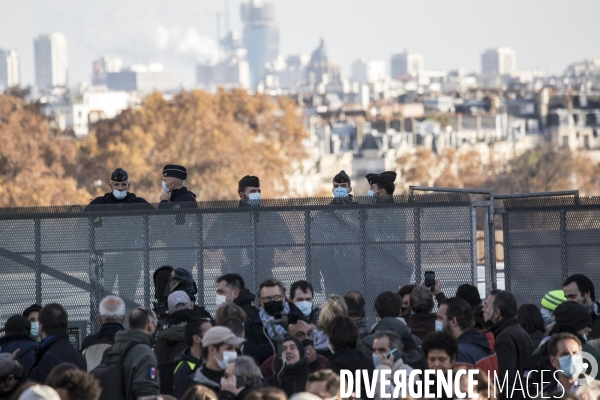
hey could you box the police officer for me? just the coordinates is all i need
[160,164,197,203]
[238,175,261,206]
[331,170,354,204]
[89,168,150,205]
[366,171,397,203]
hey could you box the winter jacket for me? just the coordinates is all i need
[352,318,370,341]
[488,317,533,393]
[80,323,125,351]
[111,329,160,399]
[192,364,224,394]
[156,308,204,395]
[374,357,416,400]
[218,387,256,400]
[173,347,201,399]
[161,187,197,203]
[406,312,437,342]
[80,322,125,372]
[268,356,310,398]
[233,288,259,321]
[527,330,546,350]
[243,302,304,365]
[29,334,85,384]
[454,329,498,376]
[0,334,38,377]
[260,353,328,378]
[328,347,375,399]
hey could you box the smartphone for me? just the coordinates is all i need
[386,348,400,362]
[424,271,436,292]
[236,376,246,389]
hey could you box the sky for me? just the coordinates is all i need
[2,0,599,88]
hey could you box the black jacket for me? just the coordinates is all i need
[527,330,545,350]
[328,347,375,398]
[156,308,204,395]
[0,334,38,377]
[161,187,197,203]
[243,302,304,365]
[488,317,533,398]
[268,356,310,398]
[233,288,259,321]
[89,192,150,205]
[352,318,370,341]
[218,387,256,400]
[80,322,125,352]
[173,347,201,399]
[30,334,85,383]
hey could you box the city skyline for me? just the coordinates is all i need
[1,0,599,88]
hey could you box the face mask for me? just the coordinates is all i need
[435,320,443,332]
[558,354,584,378]
[162,181,170,192]
[263,300,284,316]
[333,187,349,198]
[540,308,554,326]
[216,294,227,307]
[367,189,377,203]
[248,193,261,201]
[372,354,381,366]
[328,344,335,354]
[112,189,127,200]
[295,301,312,317]
[30,322,39,337]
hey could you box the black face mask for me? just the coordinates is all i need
[401,306,407,314]
[263,300,284,316]
[301,339,314,348]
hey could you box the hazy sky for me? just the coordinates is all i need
[2,0,599,88]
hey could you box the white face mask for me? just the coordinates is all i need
[217,350,238,370]
[162,181,170,192]
[248,192,261,201]
[216,294,227,307]
[112,189,127,200]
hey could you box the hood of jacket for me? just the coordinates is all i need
[193,365,221,389]
[158,308,203,343]
[458,329,495,352]
[233,288,256,308]
[113,329,152,350]
[283,356,309,379]
[372,317,412,339]
[174,347,201,365]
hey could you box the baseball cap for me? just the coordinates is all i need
[202,327,246,348]
[168,291,192,313]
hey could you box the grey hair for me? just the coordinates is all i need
[99,295,126,322]
[232,356,263,388]
[373,330,403,353]
[410,285,435,314]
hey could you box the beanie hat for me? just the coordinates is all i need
[4,315,31,335]
[554,301,593,332]
[541,290,567,311]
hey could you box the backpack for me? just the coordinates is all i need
[83,334,115,372]
[90,343,142,400]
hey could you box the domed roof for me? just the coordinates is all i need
[310,38,333,64]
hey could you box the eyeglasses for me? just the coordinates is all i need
[261,295,283,302]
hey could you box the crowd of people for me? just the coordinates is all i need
[1,271,600,400]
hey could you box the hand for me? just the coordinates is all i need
[160,191,171,201]
[11,349,20,359]
[380,352,394,367]
[305,345,317,363]
[420,279,442,295]
[220,375,243,396]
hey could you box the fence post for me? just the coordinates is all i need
[502,213,511,293]
[483,205,492,293]
[471,207,478,286]
[413,206,422,283]
[359,209,367,297]
[143,215,150,308]
[559,209,569,282]
[196,213,204,306]
[304,210,312,283]
[34,219,42,306]
[88,217,102,334]
[251,210,257,293]
[488,206,497,291]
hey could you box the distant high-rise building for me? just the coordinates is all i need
[306,38,341,85]
[197,49,251,90]
[92,56,123,86]
[0,49,20,89]
[351,58,386,83]
[241,0,279,87]
[391,51,423,78]
[34,33,68,88]
[106,63,172,93]
[481,47,516,76]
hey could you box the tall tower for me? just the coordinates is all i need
[240,0,279,87]
[34,33,68,89]
[0,49,20,89]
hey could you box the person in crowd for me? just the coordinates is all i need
[243,277,304,365]
[219,356,262,400]
[305,369,340,400]
[243,387,287,400]
[483,289,533,397]
[398,285,416,317]
[15,384,61,400]
[343,292,369,340]
[173,318,213,399]
[289,280,320,325]
[455,284,486,330]
[215,304,247,327]
[366,171,396,203]
[421,331,458,400]
[22,305,42,343]
[406,286,437,341]
[160,164,197,203]
[517,304,546,349]
[588,338,600,352]
[111,307,160,399]
[46,363,101,400]
[0,316,38,377]
[372,330,414,400]
[193,327,246,394]
[88,168,150,205]
[80,295,126,372]
[166,269,214,324]
[268,337,310,398]
[220,317,245,340]
[216,274,258,321]
[261,319,328,378]
[289,392,322,400]
[326,316,374,398]
[237,175,261,207]
[563,274,600,339]
[437,297,498,375]
[330,170,354,204]
[541,290,568,332]
[0,353,27,400]
[180,384,218,400]
[313,295,347,359]
[157,291,207,395]
[29,304,85,384]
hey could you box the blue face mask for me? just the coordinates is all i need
[540,308,554,326]
[162,181,170,192]
[248,192,261,206]
[295,301,312,317]
[558,354,584,378]
[435,320,443,332]
[367,189,378,203]
[333,187,349,198]
[30,322,39,337]
[372,354,381,366]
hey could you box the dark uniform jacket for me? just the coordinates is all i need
[30,334,85,383]
[112,330,160,399]
[89,192,150,205]
[233,288,259,321]
[160,187,197,203]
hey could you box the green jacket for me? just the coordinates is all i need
[112,330,160,399]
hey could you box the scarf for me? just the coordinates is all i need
[259,302,290,339]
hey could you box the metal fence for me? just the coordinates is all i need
[0,195,477,343]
